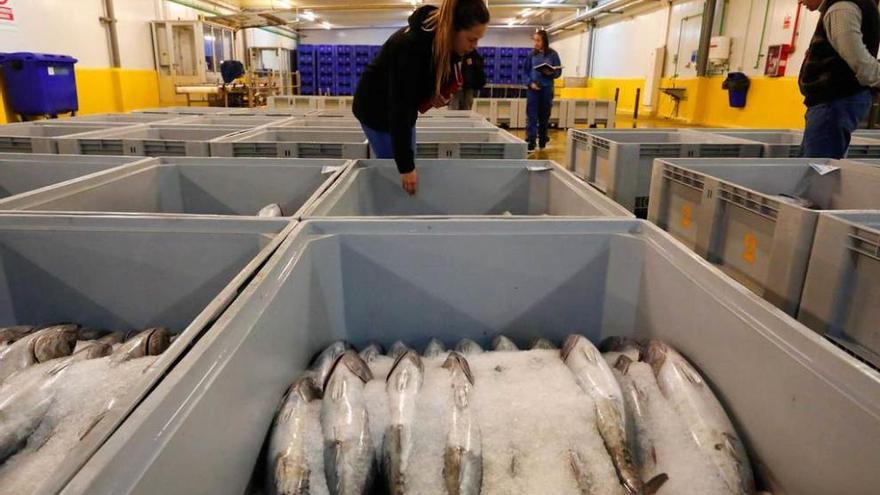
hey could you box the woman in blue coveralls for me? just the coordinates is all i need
[524,29,562,152]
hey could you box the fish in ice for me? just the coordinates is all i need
[454,339,483,355]
[309,340,353,392]
[491,335,518,352]
[423,338,446,358]
[442,352,482,495]
[563,334,642,495]
[383,350,424,494]
[359,343,384,365]
[0,326,37,347]
[110,328,171,364]
[529,337,557,350]
[321,351,375,495]
[387,341,412,361]
[642,340,754,495]
[259,203,284,217]
[0,325,78,383]
[267,376,322,495]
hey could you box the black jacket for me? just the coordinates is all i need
[462,51,486,90]
[799,0,880,107]
[353,5,450,174]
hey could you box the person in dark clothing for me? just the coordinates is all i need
[353,0,490,195]
[798,0,880,158]
[523,29,562,152]
[450,50,486,110]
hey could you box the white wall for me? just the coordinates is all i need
[551,27,589,77]
[591,5,668,78]
[0,0,297,70]
[554,0,822,79]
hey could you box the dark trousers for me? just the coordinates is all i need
[449,89,475,110]
[800,89,872,159]
[527,85,554,145]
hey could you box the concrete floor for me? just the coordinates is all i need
[509,116,695,165]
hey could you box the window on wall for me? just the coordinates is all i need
[204,25,235,74]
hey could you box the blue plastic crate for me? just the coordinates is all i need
[0,52,78,116]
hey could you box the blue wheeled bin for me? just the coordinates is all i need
[0,52,78,117]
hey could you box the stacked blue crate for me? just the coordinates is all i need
[316,44,335,95]
[353,45,373,91]
[516,47,532,86]
[497,47,516,84]
[334,45,355,95]
[297,45,316,95]
[477,46,497,96]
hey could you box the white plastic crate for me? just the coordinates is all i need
[564,99,617,128]
[647,158,880,315]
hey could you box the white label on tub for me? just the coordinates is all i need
[47,66,55,75]
[810,163,840,176]
[526,165,552,172]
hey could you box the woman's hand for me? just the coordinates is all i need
[529,82,540,91]
[401,170,418,196]
[431,93,450,108]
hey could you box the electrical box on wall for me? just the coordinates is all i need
[765,44,791,77]
[709,36,731,64]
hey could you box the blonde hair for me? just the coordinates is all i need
[425,0,489,95]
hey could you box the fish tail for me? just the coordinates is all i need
[643,473,669,495]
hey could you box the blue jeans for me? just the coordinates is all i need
[800,89,872,159]
[361,123,416,159]
[526,85,554,145]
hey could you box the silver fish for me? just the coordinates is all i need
[454,339,483,355]
[77,327,111,341]
[0,324,78,383]
[442,352,482,495]
[529,337,557,350]
[383,350,424,494]
[568,449,595,495]
[259,203,284,217]
[96,331,127,346]
[612,356,671,495]
[321,351,375,495]
[423,338,446,358]
[268,376,322,495]
[0,326,37,346]
[562,335,640,495]
[601,337,642,368]
[387,341,411,360]
[110,327,171,364]
[309,340,353,392]
[491,335,519,352]
[642,340,754,495]
[358,343,384,365]
[0,361,69,463]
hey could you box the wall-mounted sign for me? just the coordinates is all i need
[0,0,16,29]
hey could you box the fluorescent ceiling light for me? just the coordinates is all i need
[276,0,292,8]
[321,21,333,29]
[301,11,317,21]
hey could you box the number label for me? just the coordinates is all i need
[742,233,758,264]
[680,204,693,229]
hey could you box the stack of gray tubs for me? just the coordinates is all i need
[695,128,880,159]
[0,120,136,153]
[565,129,764,217]
[647,157,880,317]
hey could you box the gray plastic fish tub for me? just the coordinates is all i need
[0,213,292,495]
[564,99,617,128]
[65,218,880,495]
[647,158,880,316]
[280,117,496,129]
[302,159,632,218]
[0,121,134,153]
[210,128,370,159]
[133,106,231,115]
[0,154,148,204]
[164,115,295,127]
[798,211,880,369]
[55,124,254,157]
[411,129,526,159]
[0,157,348,219]
[693,129,880,159]
[63,113,179,124]
[218,107,312,117]
[566,129,763,216]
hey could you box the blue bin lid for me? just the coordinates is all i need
[0,52,78,64]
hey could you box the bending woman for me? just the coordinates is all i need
[353,0,490,195]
